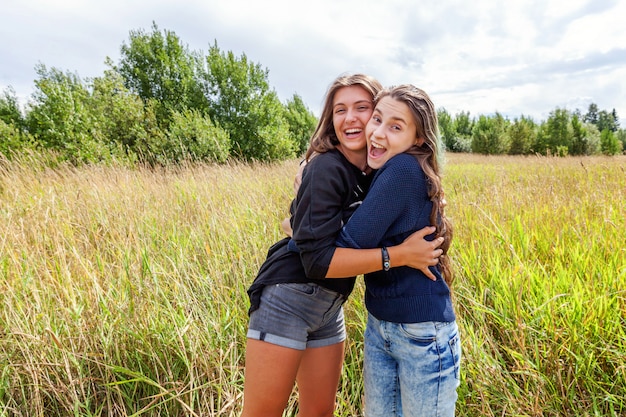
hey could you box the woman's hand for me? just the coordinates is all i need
[394,226,444,281]
[281,217,293,237]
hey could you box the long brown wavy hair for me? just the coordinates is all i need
[305,73,383,161]
[374,84,455,287]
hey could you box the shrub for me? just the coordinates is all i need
[166,109,230,163]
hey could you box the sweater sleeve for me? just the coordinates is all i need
[293,153,351,279]
[337,154,427,249]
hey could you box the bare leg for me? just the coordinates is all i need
[295,341,345,417]
[241,338,304,417]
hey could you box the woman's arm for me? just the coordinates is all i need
[330,156,440,279]
[283,157,442,280]
[282,220,443,280]
[292,153,361,279]
[285,154,441,280]
[326,226,443,280]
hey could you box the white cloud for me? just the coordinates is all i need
[1,0,624,126]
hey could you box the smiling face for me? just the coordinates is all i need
[365,96,424,169]
[332,85,375,169]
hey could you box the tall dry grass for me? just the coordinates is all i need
[445,154,625,416]
[0,152,624,416]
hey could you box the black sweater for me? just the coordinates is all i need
[247,149,373,314]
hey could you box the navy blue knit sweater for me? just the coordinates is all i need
[336,153,455,323]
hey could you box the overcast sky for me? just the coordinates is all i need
[2,0,625,126]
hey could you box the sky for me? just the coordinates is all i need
[2,0,625,127]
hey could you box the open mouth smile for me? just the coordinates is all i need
[369,140,386,158]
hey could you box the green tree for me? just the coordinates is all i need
[570,114,588,155]
[537,108,572,155]
[450,111,473,153]
[454,111,474,139]
[284,94,317,156]
[616,129,626,153]
[611,109,620,130]
[25,64,111,163]
[0,87,25,129]
[116,22,205,127]
[437,108,455,151]
[508,115,536,155]
[0,87,30,157]
[0,119,32,156]
[584,103,599,125]
[583,123,602,155]
[471,113,509,154]
[201,42,295,161]
[165,109,230,163]
[597,109,619,133]
[600,129,621,155]
[131,99,169,164]
[89,65,153,160]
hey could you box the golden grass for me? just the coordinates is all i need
[1,153,624,416]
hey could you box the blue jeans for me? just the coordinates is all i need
[363,314,461,417]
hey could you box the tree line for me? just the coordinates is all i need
[438,104,624,157]
[0,22,624,165]
[0,23,317,165]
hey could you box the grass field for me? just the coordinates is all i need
[1,152,624,416]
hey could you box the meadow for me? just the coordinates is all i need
[0,152,624,416]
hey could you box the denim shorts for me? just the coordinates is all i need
[364,314,461,417]
[247,283,346,350]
